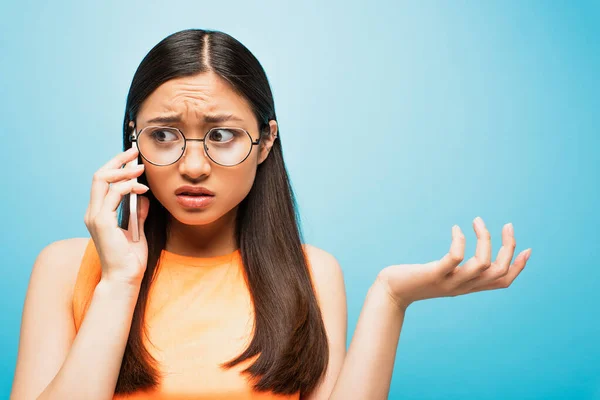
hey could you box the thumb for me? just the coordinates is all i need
[137,195,151,227]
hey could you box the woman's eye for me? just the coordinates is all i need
[208,129,234,142]
[150,129,178,142]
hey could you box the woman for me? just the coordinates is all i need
[11,29,531,400]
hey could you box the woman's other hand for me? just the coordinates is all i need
[376,216,531,311]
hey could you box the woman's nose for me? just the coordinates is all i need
[178,141,212,177]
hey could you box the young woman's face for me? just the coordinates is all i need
[134,71,277,226]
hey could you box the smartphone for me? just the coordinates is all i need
[125,133,140,242]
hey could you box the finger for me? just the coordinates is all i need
[465,248,531,293]
[483,222,516,281]
[102,164,145,184]
[89,148,140,216]
[138,195,150,225]
[99,179,149,224]
[455,222,516,291]
[100,146,139,171]
[434,224,466,276]
[473,216,492,269]
[89,162,145,218]
[448,216,492,285]
[135,195,151,241]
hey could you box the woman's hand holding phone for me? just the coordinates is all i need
[84,147,151,287]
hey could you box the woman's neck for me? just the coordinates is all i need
[165,206,239,258]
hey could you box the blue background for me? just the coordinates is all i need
[1,1,598,398]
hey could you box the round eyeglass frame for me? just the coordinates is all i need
[128,125,263,167]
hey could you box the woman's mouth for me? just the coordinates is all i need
[175,193,215,208]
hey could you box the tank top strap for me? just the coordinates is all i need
[72,238,102,332]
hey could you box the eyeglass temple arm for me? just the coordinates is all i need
[128,120,137,143]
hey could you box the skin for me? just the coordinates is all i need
[134,71,278,258]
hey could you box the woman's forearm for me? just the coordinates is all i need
[329,276,406,400]
[37,278,141,400]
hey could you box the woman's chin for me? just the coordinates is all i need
[176,212,220,224]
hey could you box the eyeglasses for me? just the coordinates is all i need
[129,125,262,167]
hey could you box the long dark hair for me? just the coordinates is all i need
[116,29,329,397]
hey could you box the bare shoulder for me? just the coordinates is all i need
[12,238,90,399]
[301,244,345,295]
[299,245,348,399]
[34,237,90,300]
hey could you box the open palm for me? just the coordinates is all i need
[377,216,532,311]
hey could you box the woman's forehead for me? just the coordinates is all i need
[138,73,253,124]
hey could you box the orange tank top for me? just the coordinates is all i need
[72,238,304,399]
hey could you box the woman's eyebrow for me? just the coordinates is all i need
[146,113,244,124]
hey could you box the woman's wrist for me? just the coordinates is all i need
[96,276,142,299]
[373,273,411,313]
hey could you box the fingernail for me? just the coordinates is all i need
[525,248,532,261]
[452,225,463,238]
[474,216,483,227]
[507,223,514,236]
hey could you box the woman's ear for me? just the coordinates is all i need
[258,120,278,165]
